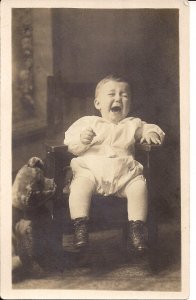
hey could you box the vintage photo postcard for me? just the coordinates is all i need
[1,0,189,299]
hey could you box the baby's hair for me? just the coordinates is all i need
[95,75,130,98]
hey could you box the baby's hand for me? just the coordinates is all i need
[140,132,162,145]
[80,127,96,145]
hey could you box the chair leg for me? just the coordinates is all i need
[147,211,159,272]
[121,222,129,261]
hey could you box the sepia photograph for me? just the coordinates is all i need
[1,0,189,299]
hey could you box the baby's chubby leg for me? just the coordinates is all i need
[69,177,95,249]
[69,177,95,219]
[125,177,148,221]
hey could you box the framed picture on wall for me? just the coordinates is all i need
[1,0,189,299]
[12,8,52,141]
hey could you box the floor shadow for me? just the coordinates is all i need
[12,220,181,290]
[149,223,181,274]
[62,221,181,277]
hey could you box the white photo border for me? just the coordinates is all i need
[1,0,189,299]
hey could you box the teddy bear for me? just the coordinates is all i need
[12,157,59,276]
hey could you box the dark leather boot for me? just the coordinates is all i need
[127,220,148,254]
[73,217,89,249]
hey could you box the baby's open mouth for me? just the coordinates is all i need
[111,106,121,112]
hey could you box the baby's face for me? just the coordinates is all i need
[94,81,131,123]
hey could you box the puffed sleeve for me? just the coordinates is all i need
[64,117,93,155]
[135,119,165,143]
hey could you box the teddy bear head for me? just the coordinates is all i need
[12,157,56,210]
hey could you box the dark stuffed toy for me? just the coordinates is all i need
[12,157,58,275]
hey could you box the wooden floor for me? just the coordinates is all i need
[13,220,181,292]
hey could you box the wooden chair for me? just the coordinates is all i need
[44,75,162,270]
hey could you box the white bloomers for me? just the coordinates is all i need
[70,155,145,197]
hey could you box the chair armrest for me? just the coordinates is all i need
[45,140,74,163]
[45,141,162,154]
[135,142,162,152]
[45,140,68,155]
[45,140,73,181]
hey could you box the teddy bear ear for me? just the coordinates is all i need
[27,157,44,170]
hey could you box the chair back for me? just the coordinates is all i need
[47,75,97,137]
